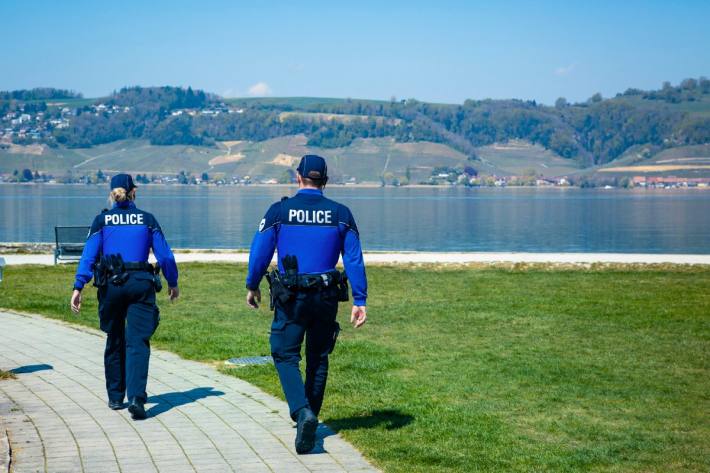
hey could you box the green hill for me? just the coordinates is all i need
[591,144,710,179]
[2,79,709,182]
[1,135,584,182]
[0,136,471,183]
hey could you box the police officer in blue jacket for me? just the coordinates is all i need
[246,155,368,454]
[70,174,179,420]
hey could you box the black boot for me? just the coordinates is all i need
[295,407,318,454]
[108,399,125,410]
[128,397,147,420]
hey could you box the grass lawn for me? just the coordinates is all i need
[1,263,708,472]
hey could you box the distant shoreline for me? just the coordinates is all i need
[1,182,709,190]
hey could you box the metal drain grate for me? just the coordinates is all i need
[225,356,273,366]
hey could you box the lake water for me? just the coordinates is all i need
[1,184,709,253]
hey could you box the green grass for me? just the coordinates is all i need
[1,263,709,472]
[0,369,16,380]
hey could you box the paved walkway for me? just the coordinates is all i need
[3,251,710,266]
[0,310,378,473]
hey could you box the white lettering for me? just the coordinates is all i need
[104,213,144,225]
[286,209,333,224]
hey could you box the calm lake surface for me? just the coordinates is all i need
[1,184,709,253]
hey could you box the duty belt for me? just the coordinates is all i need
[296,271,343,290]
[92,255,160,289]
[122,262,158,273]
[265,269,349,310]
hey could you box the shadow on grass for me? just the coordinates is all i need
[10,364,54,374]
[146,386,225,418]
[325,409,415,433]
[306,409,414,455]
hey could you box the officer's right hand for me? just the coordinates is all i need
[247,289,261,309]
[168,286,180,301]
[70,289,82,314]
[351,305,367,328]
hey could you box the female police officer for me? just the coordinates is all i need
[70,173,179,420]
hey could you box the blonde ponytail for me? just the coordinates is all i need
[109,187,135,205]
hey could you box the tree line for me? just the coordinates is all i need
[4,80,709,166]
[0,87,82,101]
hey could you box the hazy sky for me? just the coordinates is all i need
[1,0,709,104]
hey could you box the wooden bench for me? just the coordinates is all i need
[54,226,90,264]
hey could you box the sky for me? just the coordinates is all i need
[1,0,709,105]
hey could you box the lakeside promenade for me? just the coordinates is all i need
[0,310,378,473]
[2,251,710,266]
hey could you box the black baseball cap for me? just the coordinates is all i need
[110,173,136,191]
[296,155,328,181]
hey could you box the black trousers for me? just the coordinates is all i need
[97,271,160,403]
[270,288,340,420]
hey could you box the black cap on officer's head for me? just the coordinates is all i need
[296,155,328,182]
[110,173,136,191]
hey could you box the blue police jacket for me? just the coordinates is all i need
[246,188,368,306]
[73,201,179,290]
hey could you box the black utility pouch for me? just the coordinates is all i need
[92,260,108,288]
[153,265,163,293]
[265,272,276,310]
[329,322,341,354]
[336,273,349,302]
[281,255,299,289]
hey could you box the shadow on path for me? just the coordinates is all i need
[145,386,225,418]
[10,364,53,374]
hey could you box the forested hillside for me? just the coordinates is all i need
[1,78,709,173]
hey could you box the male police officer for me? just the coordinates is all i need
[70,173,179,420]
[246,155,367,454]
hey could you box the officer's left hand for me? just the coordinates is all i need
[246,289,261,309]
[351,305,367,328]
[70,290,82,314]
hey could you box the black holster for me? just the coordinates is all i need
[153,265,163,293]
[92,254,130,287]
[336,273,349,302]
[265,270,294,310]
[92,262,108,288]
